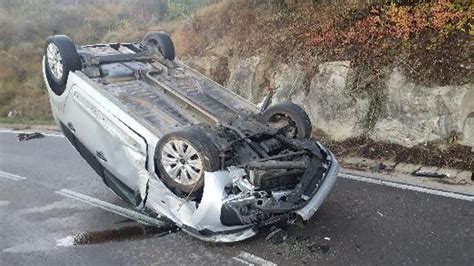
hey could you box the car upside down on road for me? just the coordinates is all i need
[42,32,339,242]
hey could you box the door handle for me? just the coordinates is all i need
[67,122,76,132]
[95,150,107,162]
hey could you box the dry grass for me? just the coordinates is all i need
[311,128,473,171]
[0,0,471,124]
[0,0,219,123]
[169,1,472,86]
[0,1,163,123]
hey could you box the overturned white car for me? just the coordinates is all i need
[42,32,339,242]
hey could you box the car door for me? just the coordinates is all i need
[61,79,148,206]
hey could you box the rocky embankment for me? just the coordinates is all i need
[184,56,473,150]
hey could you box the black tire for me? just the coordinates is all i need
[144,31,175,61]
[44,35,82,96]
[154,127,220,198]
[261,102,312,139]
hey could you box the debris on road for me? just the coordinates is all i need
[265,227,288,244]
[412,168,448,179]
[371,162,389,173]
[324,237,331,241]
[377,211,384,217]
[17,132,44,142]
[308,244,330,254]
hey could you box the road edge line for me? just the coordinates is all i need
[0,171,27,181]
[340,173,473,201]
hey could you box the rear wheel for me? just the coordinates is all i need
[44,35,81,95]
[154,128,220,198]
[261,102,312,139]
[144,31,175,61]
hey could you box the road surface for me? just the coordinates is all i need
[0,131,472,265]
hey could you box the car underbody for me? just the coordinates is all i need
[42,33,339,242]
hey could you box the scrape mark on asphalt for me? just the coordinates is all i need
[56,236,76,247]
[3,240,53,254]
[56,189,170,227]
[0,170,27,181]
[21,207,84,222]
[56,225,179,246]
[233,251,276,266]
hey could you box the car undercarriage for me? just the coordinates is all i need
[42,32,339,242]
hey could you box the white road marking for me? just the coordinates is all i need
[340,173,474,202]
[0,129,64,138]
[0,171,27,181]
[56,189,168,227]
[56,236,76,247]
[233,251,276,266]
[232,257,254,266]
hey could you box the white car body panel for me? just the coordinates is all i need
[42,37,340,242]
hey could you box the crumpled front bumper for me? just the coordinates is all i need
[178,155,339,242]
[296,152,339,220]
[145,152,339,243]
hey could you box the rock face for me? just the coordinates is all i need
[373,68,473,147]
[226,56,270,104]
[269,63,306,103]
[183,56,474,148]
[282,61,369,141]
[182,55,221,78]
[459,89,474,149]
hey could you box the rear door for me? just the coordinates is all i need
[61,78,148,206]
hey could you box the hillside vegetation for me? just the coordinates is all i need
[171,1,472,88]
[0,0,472,125]
[0,0,214,123]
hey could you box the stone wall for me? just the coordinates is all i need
[183,56,473,148]
[373,69,472,147]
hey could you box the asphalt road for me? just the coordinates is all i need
[0,131,472,265]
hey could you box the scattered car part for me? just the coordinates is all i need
[412,169,448,179]
[17,132,44,142]
[371,162,389,173]
[265,227,288,244]
[259,90,274,112]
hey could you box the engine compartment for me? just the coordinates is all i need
[223,135,331,226]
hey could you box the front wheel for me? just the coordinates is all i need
[260,102,312,139]
[44,35,82,96]
[154,128,220,198]
[144,31,175,61]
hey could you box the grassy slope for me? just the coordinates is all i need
[1,1,471,122]
[171,1,472,85]
[0,1,472,170]
[167,1,473,170]
[0,0,197,123]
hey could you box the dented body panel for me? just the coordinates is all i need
[42,39,339,242]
